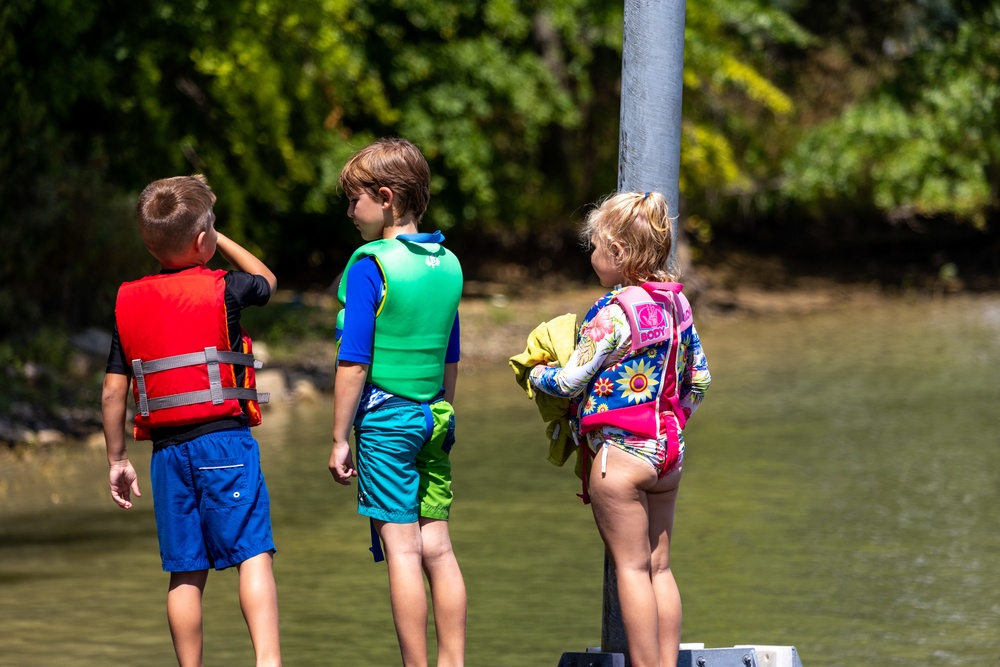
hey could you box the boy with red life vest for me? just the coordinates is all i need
[528,192,711,667]
[101,175,281,667]
[328,138,466,667]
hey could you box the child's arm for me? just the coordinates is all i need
[328,361,366,485]
[678,326,711,417]
[530,304,629,398]
[216,232,277,293]
[442,313,460,404]
[329,258,382,484]
[443,362,458,405]
[101,372,141,509]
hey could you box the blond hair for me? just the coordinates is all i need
[581,191,678,284]
[339,138,431,223]
[136,175,216,261]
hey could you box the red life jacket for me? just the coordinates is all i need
[115,266,267,441]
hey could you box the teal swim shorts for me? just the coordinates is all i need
[354,397,456,523]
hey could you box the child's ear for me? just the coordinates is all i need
[194,230,208,253]
[378,186,394,210]
[610,241,624,261]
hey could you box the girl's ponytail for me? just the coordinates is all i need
[583,191,678,284]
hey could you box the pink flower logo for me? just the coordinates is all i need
[634,303,666,330]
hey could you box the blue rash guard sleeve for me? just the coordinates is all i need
[338,253,462,366]
[337,257,382,365]
[445,313,460,363]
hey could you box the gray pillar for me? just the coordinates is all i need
[604,0,687,660]
[617,0,686,203]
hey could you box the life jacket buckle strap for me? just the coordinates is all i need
[132,358,151,417]
[204,346,225,405]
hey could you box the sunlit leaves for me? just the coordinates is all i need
[681,122,752,195]
[680,0,810,204]
[782,7,1000,227]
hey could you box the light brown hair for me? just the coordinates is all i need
[338,138,431,223]
[581,191,678,284]
[136,175,216,261]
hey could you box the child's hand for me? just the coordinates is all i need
[329,441,357,485]
[109,460,141,509]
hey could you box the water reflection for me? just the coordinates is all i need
[1,295,999,666]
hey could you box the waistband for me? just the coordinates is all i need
[369,391,446,412]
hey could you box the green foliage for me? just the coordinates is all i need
[19,0,991,341]
[332,0,622,231]
[782,6,1000,227]
[0,0,365,333]
[680,0,814,206]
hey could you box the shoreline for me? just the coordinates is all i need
[0,265,979,450]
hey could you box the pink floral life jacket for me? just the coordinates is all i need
[578,282,693,448]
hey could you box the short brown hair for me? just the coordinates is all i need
[136,175,216,261]
[581,191,678,284]
[339,138,431,223]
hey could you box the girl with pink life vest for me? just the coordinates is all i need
[529,191,710,667]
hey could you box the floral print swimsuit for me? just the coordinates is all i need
[529,299,710,477]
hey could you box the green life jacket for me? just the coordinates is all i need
[336,238,463,401]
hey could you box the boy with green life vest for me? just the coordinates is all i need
[328,138,466,667]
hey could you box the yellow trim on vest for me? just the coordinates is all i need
[373,256,388,318]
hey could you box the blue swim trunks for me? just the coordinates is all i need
[354,397,456,524]
[150,426,275,572]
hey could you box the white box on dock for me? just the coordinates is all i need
[735,645,801,667]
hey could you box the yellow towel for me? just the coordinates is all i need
[509,313,580,468]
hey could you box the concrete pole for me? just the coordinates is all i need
[603,0,687,659]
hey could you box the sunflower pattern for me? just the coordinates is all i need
[615,358,661,404]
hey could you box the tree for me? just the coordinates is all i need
[0,0,809,333]
[781,4,999,228]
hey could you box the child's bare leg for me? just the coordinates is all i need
[419,518,466,667]
[236,551,282,667]
[648,468,682,667]
[167,569,209,667]
[378,520,429,667]
[588,446,660,667]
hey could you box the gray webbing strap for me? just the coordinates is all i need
[147,387,266,411]
[138,349,257,374]
[132,358,150,416]
[205,346,224,405]
[130,346,265,417]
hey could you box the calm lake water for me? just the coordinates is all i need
[2,293,999,666]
